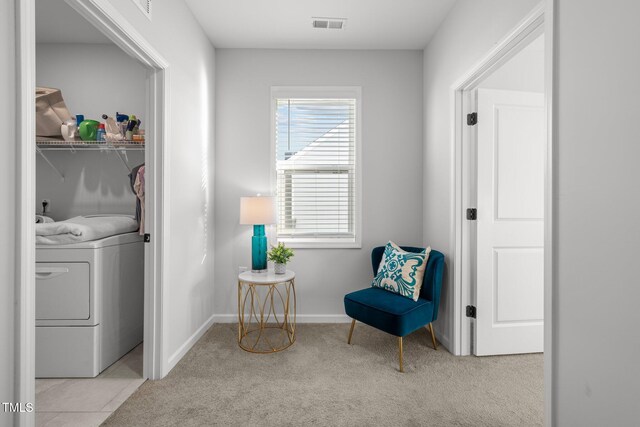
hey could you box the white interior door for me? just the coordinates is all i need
[475,88,544,356]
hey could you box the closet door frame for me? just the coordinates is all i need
[16,1,169,425]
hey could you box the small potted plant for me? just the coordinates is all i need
[267,242,294,274]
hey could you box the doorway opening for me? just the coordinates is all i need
[17,0,168,425]
[33,0,147,423]
[451,5,546,358]
[467,33,545,356]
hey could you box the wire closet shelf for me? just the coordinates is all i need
[35,139,145,181]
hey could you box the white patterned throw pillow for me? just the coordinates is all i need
[372,241,431,301]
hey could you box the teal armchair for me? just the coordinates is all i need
[344,246,445,372]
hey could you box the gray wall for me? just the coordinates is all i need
[106,0,216,370]
[36,43,146,220]
[0,0,15,424]
[215,49,424,319]
[554,0,640,424]
[422,0,539,349]
[36,149,144,219]
[36,44,146,121]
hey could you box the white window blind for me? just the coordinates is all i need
[275,98,357,244]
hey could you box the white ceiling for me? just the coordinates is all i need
[36,0,112,44]
[184,0,458,49]
[35,0,457,49]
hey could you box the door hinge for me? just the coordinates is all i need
[466,208,477,220]
[144,233,151,243]
[466,305,476,318]
[467,112,478,126]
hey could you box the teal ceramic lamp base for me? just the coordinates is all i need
[251,224,268,272]
[239,195,275,273]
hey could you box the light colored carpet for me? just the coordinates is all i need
[103,324,543,426]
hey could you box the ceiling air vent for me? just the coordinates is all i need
[312,17,347,30]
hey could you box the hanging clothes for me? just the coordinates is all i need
[128,163,144,225]
[133,165,146,235]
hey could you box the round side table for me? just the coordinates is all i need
[237,270,296,353]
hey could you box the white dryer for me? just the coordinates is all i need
[36,232,144,377]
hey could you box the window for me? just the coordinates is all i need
[272,87,361,248]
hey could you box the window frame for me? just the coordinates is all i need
[270,86,362,249]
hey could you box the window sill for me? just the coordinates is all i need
[277,237,362,249]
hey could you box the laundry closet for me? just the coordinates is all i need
[35,36,147,379]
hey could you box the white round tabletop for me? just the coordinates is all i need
[238,269,295,284]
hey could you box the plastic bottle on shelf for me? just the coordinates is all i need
[133,118,141,134]
[132,129,145,143]
[96,123,106,143]
[125,115,137,141]
[116,112,129,138]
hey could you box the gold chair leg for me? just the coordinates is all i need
[398,337,404,373]
[347,319,356,344]
[428,323,438,350]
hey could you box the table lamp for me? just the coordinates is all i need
[240,195,276,272]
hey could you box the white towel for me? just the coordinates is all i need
[36,215,138,245]
[35,215,54,224]
[36,221,82,237]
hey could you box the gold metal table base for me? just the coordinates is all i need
[237,276,296,353]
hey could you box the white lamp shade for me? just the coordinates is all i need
[239,196,276,225]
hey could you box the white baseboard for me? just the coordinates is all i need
[212,314,352,323]
[166,313,215,374]
[434,328,451,353]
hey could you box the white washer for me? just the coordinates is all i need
[36,232,144,378]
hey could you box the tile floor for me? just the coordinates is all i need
[35,344,145,427]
